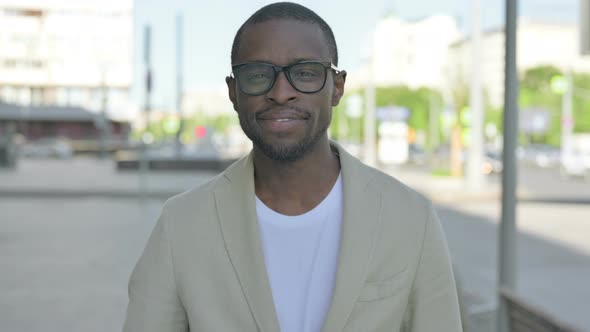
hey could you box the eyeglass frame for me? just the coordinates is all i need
[229,60,341,96]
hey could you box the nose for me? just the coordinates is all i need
[266,71,297,104]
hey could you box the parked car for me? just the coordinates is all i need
[559,135,590,180]
[432,145,502,175]
[560,150,590,180]
[483,151,503,174]
[518,144,560,168]
[407,144,427,166]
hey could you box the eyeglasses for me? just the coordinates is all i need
[230,61,340,96]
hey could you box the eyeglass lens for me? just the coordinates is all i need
[236,62,327,95]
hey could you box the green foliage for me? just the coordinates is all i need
[183,113,237,134]
[333,89,366,143]
[179,113,238,143]
[485,107,503,132]
[329,102,343,139]
[334,86,443,146]
[517,66,590,146]
[133,113,239,143]
[376,86,441,132]
[451,78,469,112]
[431,167,452,177]
[521,65,562,93]
[573,73,590,133]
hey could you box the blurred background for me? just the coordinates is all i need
[0,0,589,331]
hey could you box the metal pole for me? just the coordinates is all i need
[498,0,519,331]
[100,66,110,159]
[175,13,184,157]
[467,0,485,190]
[144,25,153,135]
[429,93,439,154]
[561,69,574,160]
[364,36,377,166]
[140,25,152,199]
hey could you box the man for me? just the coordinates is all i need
[123,2,462,332]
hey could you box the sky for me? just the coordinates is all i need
[132,0,579,111]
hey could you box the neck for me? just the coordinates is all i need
[253,137,340,215]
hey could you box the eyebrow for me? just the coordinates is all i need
[290,57,322,63]
[239,58,327,66]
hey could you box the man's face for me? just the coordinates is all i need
[227,19,346,162]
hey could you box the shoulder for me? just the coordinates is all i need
[352,162,435,240]
[334,141,432,216]
[156,171,227,235]
[147,171,234,261]
[159,153,250,223]
[343,151,433,216]
[366,165,432,213]
[164,173,223,211]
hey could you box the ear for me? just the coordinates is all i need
[331,70,347,107]
[226,76,238,111]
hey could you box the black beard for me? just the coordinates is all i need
[239,115,329,163]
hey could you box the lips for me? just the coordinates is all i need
[256,108,310,121]
[256,108,310,133]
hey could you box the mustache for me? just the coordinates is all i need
[255,106,311,118]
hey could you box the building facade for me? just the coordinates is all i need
[449,19,590,108]
[0,103,131,150]
[350,13,462,94]
[0,0,133,120]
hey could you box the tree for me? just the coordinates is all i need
[518,66,590,146]
[449,78,469,177]
[573,73,590,133]
[375,86,442,146]
[518,65,562,145]
[521,65,562,93]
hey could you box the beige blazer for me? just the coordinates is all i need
[123,143,463,332]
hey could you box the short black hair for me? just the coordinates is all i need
[230,2,339,66]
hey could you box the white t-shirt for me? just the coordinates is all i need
[256,174,343,332]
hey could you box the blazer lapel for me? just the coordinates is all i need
[322,144,383,332]
[214,153,280,332]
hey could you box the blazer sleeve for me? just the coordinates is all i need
[123,207,189,332]
[405,204,463,332]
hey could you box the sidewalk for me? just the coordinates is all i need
[383,165,504,203]
[2,158,589,331]
[0,158,217,198]
[0,158,504,203]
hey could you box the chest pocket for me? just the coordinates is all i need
[357,269,409,302]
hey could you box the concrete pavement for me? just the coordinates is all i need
[1,158,589,331]
[0,157,504,202]
[0,157,217,198]
[0,197,164,332]
[0,157,567,202]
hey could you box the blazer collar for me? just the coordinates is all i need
[321,142,382,332]
[214,142,382,332]
[214,153,279,332]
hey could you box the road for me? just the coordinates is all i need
[516,164,590,201]
[405,161,590,202]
